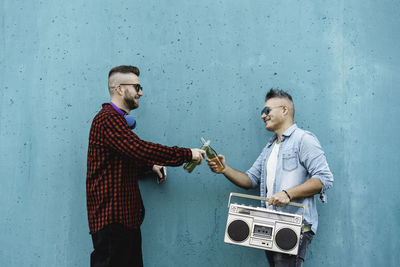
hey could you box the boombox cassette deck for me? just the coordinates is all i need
[224,192,306,255]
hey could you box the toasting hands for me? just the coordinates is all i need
[191,148,206,164]
[207,154,226,174]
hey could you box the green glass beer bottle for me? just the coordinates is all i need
[204,145,224,173]
[183,138,210,173]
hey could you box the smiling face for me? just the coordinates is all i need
[261,96,294,135]
[120,74,142,110]
[109,72,143,111]
[261,98,285,132]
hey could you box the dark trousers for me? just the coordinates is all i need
[91,223,143,267]
[265,231,314,267]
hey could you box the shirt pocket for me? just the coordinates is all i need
[282,151,298,171]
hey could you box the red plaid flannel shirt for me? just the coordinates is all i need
[86,103,192,234]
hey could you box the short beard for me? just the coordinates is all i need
[124,93,139,110]
[125,98,138,110]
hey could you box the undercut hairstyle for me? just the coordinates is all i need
[108,65,140,95]
[265,88,293,102]
[108,65,140,78]
[265,88,295,118]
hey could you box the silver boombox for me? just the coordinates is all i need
[224,193,306,255]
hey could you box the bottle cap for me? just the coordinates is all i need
[201,137,210,146]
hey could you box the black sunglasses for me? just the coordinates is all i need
[119,84,143,93]
[261,106,283,115]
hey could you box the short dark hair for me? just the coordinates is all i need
[108,65,140,78]
[265,88,293,102]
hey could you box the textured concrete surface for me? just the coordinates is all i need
[1,0,399,266]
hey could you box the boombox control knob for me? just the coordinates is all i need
[227,220,250,242]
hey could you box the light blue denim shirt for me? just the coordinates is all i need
[246,124,333,234]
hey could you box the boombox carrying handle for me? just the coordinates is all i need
[228,192,306,219]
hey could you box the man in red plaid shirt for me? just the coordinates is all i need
[87,65,205,267]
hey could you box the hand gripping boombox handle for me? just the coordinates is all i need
[228,192,306,219]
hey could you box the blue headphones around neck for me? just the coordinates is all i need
[109,102,136,129]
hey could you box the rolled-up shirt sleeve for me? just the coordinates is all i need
[246,148,266,188]
[299,132,334,203]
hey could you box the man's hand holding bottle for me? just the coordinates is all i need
[190,148,206,164]
[207,154,226,174]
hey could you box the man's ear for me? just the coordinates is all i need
[115,85,123,96]
[282,105,289,116]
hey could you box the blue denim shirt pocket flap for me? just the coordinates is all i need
[282,150,298,171]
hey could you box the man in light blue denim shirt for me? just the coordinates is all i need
[207,89,333,267]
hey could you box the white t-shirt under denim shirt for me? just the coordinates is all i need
[266,142,280,199]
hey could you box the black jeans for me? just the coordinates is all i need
[91,223,143,267]
[265,231,314,267]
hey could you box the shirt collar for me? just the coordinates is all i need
[103,102,128,115]
[267,124,298,147]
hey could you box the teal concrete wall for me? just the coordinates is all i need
[1,0,399,266]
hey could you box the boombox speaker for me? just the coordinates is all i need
[224,192,306,255]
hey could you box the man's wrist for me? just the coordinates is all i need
[282,190,292,201]
[220,165,230,175]
[186,148,193,162]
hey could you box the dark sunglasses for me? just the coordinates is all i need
[119,84,143,93]
[261,106,283,115]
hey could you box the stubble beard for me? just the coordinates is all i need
[124,92,139,110]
